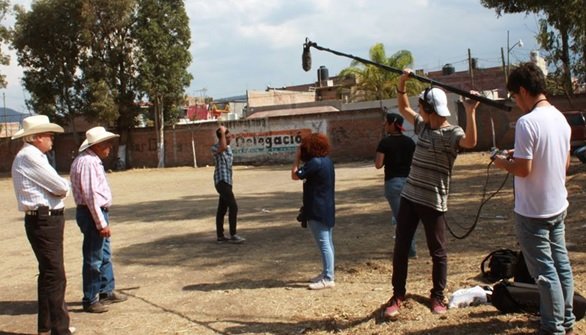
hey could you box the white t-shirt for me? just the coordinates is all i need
[513,105,570,218]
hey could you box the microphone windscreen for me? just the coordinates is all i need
[302,45,311,72]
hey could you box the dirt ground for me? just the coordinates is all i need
[0,152,585,335]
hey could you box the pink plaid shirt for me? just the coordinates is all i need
[70,149,112,230]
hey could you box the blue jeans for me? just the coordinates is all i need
[384,178,416,257]
[76,206,115,306]
[515,211,575,335]
[308,220,335,281]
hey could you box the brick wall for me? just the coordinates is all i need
[0,109,386,173]
[3,93,584,173]
[428,67,508,98]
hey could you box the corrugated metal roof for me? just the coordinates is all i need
[246,105,339,119]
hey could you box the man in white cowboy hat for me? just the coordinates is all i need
[70,126,127,313]
[11,115,76,335]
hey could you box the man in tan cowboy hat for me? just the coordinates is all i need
[11,115,76,335]
[70,126,127,313]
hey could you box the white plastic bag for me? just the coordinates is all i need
[448,285,489,309]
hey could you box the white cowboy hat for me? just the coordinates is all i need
[79,126,120,152]
[11,115,64,140]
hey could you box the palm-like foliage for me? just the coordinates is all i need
[339,43,422,102]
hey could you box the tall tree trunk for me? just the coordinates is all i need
[561,27,573,95]
[157,95,165,168]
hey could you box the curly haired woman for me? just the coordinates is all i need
[291,133,336,290]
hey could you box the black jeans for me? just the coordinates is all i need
[215,181,238,237]
[392,197,448,300]
[25,213,71,334]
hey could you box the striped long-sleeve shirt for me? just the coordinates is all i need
[11,143,69,211]
[401,117,464,212]
[70,149,112,230]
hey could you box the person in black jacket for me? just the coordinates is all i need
[291,133,336,290]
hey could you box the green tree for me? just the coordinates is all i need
[339,43,422,102]
[80,0,138,130]
[0,0,11,88]
[12,0,85,134]
[84,79,118,124]
[134,0,192,168]
[480,0,586,95]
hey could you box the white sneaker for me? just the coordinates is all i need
[69,326,77,334]
[308,279,335,290]
[229,234,245,244]
[309,274,324,283]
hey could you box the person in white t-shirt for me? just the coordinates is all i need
[493,62,575,335]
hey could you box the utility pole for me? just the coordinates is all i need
[468,48,475,89]
[506,30,523,80]
[501,47,507,86]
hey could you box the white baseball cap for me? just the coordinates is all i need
[419,87,450,117]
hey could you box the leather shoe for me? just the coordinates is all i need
[83,301,109,313]
[100,291,128,304]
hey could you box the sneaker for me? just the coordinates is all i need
[100,291,128,305]
[309,273,324,283]
[308,278,335,290]
[431,296,447,314]
[216,236,229,243]
[229,234,245,244]
[383,296,404,320]
[39,326,76,335]
[83,301,108,313]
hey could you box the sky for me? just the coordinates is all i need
[1,0,542,113]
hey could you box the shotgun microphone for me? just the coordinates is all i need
[302,39,314,72]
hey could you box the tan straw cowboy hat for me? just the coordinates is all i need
[79,126,120,152]
[11,115,64,140]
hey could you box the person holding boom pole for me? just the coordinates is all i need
[383,69,479,320]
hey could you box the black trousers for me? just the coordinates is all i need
[392,197,448,300]
[215,181,238,237]
[25,213,71,335]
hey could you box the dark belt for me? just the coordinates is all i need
[25,208,64,216]
[77,205,109,213]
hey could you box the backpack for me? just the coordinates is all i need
[491,280,586,321]
[481,249,519,282]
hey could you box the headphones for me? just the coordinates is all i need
[421,87,438,115]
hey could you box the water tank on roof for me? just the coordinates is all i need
[317,65,329,86]
[442,63,455,75]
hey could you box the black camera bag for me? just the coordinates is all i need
[296,206,307,228]
[491,280,586,321]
